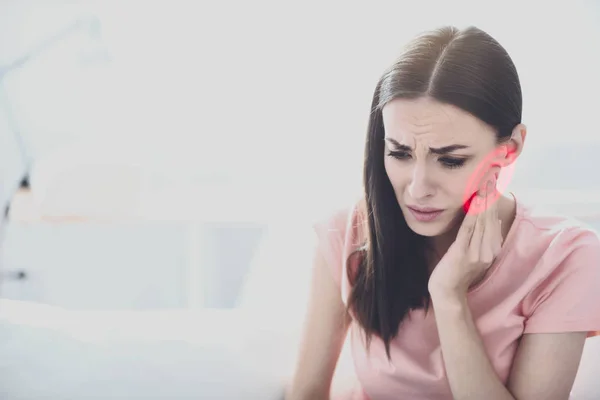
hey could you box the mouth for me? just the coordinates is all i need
[406,206,444,222]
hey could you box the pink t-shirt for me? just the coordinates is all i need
[314,194,600,400]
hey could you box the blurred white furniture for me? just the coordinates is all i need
[1,195,266,310]
[0,219,351,399]
[1,216,192,309]
[0,300,285,399]
[1,143,267,309]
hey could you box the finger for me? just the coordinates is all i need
[481,190,497,263]
[493,204,503,254]
[486,180,504,259]
[487,178,503,253]
[467,175,492,248]
[468,196,485,260]
[494,219,503,255]
[469,169,499,215]
[457,192,479,247]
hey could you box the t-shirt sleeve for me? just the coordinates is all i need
[312,202,366,296]
[522,228,600,336]
[313,208,349,288]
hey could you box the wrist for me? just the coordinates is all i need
[429,286,468,306]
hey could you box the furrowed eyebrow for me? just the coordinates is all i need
[385,138,469,155]
[429,144,470,155]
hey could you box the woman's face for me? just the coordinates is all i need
[382,97,504,237]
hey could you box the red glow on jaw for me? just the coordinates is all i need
[462,147,515,215]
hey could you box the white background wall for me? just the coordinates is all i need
[0,1,598,310]
[1,1,599,201]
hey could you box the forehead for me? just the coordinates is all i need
[382,97,495,147]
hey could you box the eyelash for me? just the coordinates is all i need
[387,151,468,170]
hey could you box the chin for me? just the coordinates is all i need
[401,208,461,237]
[404,219,448,237]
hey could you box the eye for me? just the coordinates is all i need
[439,157,467,169]
[387,151,411,160]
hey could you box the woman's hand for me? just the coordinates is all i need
[428,178,503,297]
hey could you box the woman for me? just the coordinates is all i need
[287,26,600,400]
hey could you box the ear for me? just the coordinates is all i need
[498,123,527,167]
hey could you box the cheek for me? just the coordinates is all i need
[384,158,407,189]
[445,173,471,195]
[452,166,484,206]
[430,169,477,209]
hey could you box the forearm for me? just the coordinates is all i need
[430,291,515,400]
[284,381,330,400]
[285,387,329,400]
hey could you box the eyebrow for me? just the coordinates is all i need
[384,137,470,155]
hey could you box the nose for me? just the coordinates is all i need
[407,162,436,200]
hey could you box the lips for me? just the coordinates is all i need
[407,206,443,213]
[407,206,444,222]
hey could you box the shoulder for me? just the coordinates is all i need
[511,201,600,335]
[506,197,600,297]
[312,197,368,289]
[312,197,367,245]
[515,199,600,257]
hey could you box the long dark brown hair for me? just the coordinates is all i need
[346,26,523,360]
